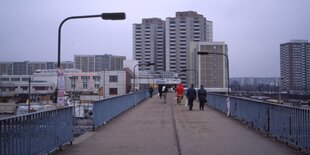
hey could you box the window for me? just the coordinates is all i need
[11,78,20,81]
[22,78,29,81]
[109,76,118,82]
[82,76,89,89]
[21,86,28,91]
[95,84,100,89]
[93,76,100,82]
[83,83,88,89]
[1,78,9,81]
[109,88,118,95]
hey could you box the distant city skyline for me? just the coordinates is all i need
[0,0,309,77]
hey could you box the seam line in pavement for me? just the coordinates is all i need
[169,99,182,155]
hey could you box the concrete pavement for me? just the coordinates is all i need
[54,93,306,155]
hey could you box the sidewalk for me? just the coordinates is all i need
[54,93,305,155]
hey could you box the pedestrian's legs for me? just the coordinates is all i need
[189,100,193,110]
[163,93,167,103]
[202,101,205,110]
[199,101,203,110]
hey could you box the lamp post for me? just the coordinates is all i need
[57,13,126,68]
[133,62,155,92]
[181,69,198,87]
[56,12,126,104]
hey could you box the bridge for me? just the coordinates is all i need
[1,91,309,155]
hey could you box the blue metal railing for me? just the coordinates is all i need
[0,107,73,155]
[93,90,149,129]
[207,93,310,151]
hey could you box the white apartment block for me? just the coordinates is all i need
[166,11,213,86]
[65,71,127,98]
[133,18,166,71]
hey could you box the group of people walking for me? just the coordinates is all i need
[150,83,207,111]
[184,84,207,111]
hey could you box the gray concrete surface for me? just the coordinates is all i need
[54,93,306,155]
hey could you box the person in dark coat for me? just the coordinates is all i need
[158,84,163,99]
[198,85,207,110]
[186,84,197,110]
[149,86,154,98]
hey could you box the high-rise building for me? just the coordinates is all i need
[166,11,213,84]
[133,18,166,71]
[190,42,228,88]
[74,54,126,72]
[280,40,310,94]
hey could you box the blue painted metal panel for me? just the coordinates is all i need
[93,90,149,129]
[207,93,310,151]
[0,107,73,155]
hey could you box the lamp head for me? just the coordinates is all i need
[101,13,126,20]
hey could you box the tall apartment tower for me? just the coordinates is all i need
[74,54,126,72]
[166,11,213,84]
[133,18,166,71]
[189,42,228,88]
[280,40,310,94]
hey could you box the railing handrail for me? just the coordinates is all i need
[0,105,73,121]
[208,92,310,111]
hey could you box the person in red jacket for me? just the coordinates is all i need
[176,83,184,104]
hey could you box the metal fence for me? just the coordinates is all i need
[0,107,73,155]
[93,90,149,129]
[207,93,310,152]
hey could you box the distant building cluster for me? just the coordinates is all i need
[133,11,228,88]
[0,69,134,101]
[0,61,74,75]
[0,54,126,75]
[280,40,310,95]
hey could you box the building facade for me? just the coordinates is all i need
[0,61,74,75]
[189,42,228,88]
[165,11,213,84]
[74,54,126,72]
[65,71,127,98]
[0,74,55,99]
[133,18,166,71]
[280,40,310,94]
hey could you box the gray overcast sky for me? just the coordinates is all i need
[0,0,309,77]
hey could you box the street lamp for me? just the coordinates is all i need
[133,62,155,92]
[56,12,126,104]
[181,69,198,87]
[57,12,126,68]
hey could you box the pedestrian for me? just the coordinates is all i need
[176,83,184,104]
[158,84,163,99]
[186,84,197,110]
[149,86,154,98]
[198,85,207,110]
[162,85,169,103]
